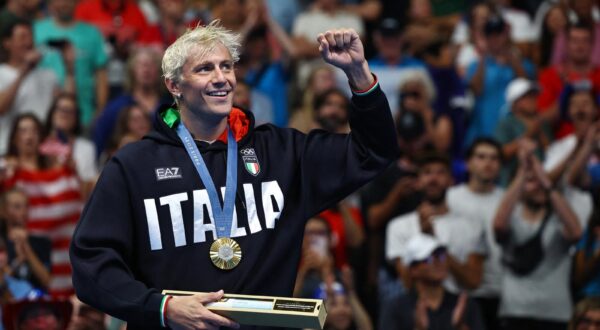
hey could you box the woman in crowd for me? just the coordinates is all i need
[43,93,98,200]
[537,5,568,68]
[0,114,82,297]
[93,47,168,158]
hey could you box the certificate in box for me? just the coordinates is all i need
[162,290,327,329]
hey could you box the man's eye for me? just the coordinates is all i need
[195,66,211,73]
[221,63,233,71]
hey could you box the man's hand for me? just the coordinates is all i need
[20,50,41,75]
[452,292,468,328]
[166,291,240,330]
[316,29,374,90]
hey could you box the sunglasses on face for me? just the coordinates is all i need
[411,248,447,267]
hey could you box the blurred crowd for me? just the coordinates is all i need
[1,0,600,329]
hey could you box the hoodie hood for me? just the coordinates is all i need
[145,104,255,149]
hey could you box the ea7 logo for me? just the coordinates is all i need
[155,167,182,181]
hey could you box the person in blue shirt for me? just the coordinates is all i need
[33,0,108,128]
[464,15,535,148]
[368,17,425,69]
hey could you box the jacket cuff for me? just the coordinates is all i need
[350,74,379,96]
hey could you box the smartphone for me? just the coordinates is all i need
[46,38,69,49]
[310,236,328,258]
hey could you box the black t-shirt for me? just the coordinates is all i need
[5,233,52,290]
[379,290,485,330]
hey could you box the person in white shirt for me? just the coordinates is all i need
[386,153,486,294]
[447,137,505,330]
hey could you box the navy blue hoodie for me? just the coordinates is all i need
[70,84,398,329]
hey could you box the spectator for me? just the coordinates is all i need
[397,69,453,155]
[569,297,600,330]
[0,188,51,291]
[493,143,587,330]
[386,153,486,293]
[104,104,151,157]
[364,18,429,112]
[2,298,73,330]
[538,21,600,138]
[359,113,423,314]
[495,78,552,185]
[43,93,98,200]
[421,36,469,159]
[209,0,259,39]
[379,234,485,330]
[452,2,494,76]
[316,269,373,330]
[1,114,82,298]
[34,0,109,128]
[289,65,337,133]
[236,2,303,127]
[537,4,568,68]
[294,217,337,298]
[369,17,424,69]
[0,236,34,306]
[139,0,202,51]
[0,20,64,155]
[447,137,505,330]
[74,0,151,96]
[93,47,167,158]
[574,199,600,300]
[551,0,600,68]
[544,82,600,185]
[465,14,535,148]
[68,297,106,330]
[0,0,41,32]
[292,0,365,86]
[313,88,351,134]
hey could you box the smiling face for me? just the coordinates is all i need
[167,43,236,122]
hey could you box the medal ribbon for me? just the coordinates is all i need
[176,122,237,239]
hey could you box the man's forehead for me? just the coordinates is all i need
[186,44,233,64]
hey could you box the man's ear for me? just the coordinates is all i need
[165,78,180,97]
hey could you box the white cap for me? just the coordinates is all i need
[402,234,444,266]
[505,78,539,110]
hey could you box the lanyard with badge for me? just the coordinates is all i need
[176,121,242,270]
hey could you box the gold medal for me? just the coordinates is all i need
[210,237,242,270]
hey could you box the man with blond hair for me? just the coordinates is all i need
[70,21,398,329]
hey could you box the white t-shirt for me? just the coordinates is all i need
[386,210,486,293]
[73,137,98,182]
[543,134,577,173]
[0,65,58,155]
[499,186,592,321]
[447,184,505,297]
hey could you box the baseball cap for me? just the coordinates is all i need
[484,15,507,35]
[505,78,539,110]
[402,234,444,267]
[378,17,402,36]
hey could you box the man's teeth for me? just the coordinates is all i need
[208,91,228,96]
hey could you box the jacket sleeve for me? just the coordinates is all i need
[299,82,399,217]
[70,157,164,327]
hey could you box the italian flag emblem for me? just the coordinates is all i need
[241,148,261,176]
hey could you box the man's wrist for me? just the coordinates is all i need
[346,61,374,91]
[160,295,172,328]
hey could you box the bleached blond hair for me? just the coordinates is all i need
[162,20,242,83]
